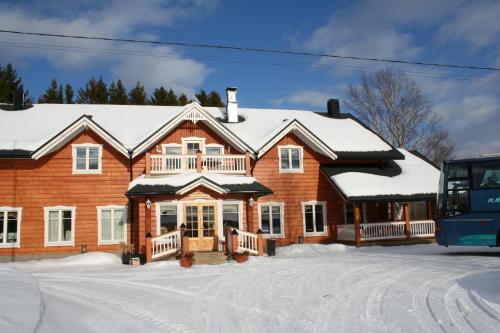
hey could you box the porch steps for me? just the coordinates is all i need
[193,251,229,265]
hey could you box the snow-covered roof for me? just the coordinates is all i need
[129,173,257,190]
[322,149,440,201]
[0,103,395,158]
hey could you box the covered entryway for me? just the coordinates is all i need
[184,203,218,251]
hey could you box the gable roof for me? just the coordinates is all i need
[0,102,401,160]
[321,149,440,202]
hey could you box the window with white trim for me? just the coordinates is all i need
[279,146,303,172]
[158,204,178,235]
[222,203,240,229]
[205,144,224,155]
[98,206,126,244]
[44,207,75,246]
[303,202,327,236]
[0,208,21,248]
[73,144,102,174]
[163,144,182,155]
[259,203,284,237]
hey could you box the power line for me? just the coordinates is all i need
[1,28,499,72]
[2,40,500,85]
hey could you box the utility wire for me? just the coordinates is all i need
[1,29,499,72]
[2,40,500,84]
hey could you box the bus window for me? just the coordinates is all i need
[472,161,500,189]
[445,163,470,217]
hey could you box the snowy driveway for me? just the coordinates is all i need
[2,244,500,333]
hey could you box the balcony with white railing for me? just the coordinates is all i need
[146,151,250,176]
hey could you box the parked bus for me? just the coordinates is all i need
[435,155,500,247]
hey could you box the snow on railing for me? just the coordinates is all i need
[152,230,181,259]
[360,222,406,240]
[201,155,246,174]
[231,228,259,255]
[410,220,435,238]
[149,154,246,175]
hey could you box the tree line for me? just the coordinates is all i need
[0,63,225,107]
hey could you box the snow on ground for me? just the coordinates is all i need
[1,244,500,333]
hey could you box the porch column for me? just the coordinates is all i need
[196,150,202,173]
[354,204,361,246]
[404,203,411,240]
[145,232,152,263]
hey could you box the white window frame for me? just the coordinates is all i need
[181,137,206,154]
[0,207,22,248]
[278,145,303,173]
[302,201,327,236]
[343,203,367,224]
[97,205,127,245]
[205,143,224,155]
[155,201,181,236]
[258,202,285,238]
[44,206,76,247]
[162,143,182,155]
[222,200,243,229]
[72,143,103,174]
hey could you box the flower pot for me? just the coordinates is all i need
[180,257,193,268]
[233,253,248,263]
[121,253,131,265]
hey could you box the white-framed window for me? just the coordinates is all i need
[72,143,102,174]
[97,206,127,245]
[222,201,242,229]
[44,206,76,247]
[181,137,206,155]
[157,203,179,235]
[278,145,303,173]
[302,201,327,236]
[344,203,367,224]
[0,207,22,248]
[162,143,182,155]
[258,202,284,238]
[205,144,224,155]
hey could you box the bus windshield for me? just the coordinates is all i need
[472,160,500,189]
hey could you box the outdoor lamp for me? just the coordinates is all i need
[249,197,254,207]
[146,198,152,210]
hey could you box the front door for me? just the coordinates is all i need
[184,204,218,251]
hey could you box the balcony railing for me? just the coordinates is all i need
[147,152,250,175]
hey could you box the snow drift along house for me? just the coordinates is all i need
[0,88,440,262]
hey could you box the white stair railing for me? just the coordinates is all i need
[410,220,435,238]
[152,230,181,259]
[234,229,259,255]
[360,222,406,241]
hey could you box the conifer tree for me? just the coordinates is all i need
[0,63,23,103]
[195,89,210,106]
[65,84,74,104]
[166,88,178,106]
[77,77,109,104]
[128,81,147,105]
[109,80,128,104]
[178,93,189,106]
[38,79,63,103]
[208,90,225,107]
[150,86,169,105]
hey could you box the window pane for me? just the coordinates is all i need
[206,147,222,155]
[260,208,270,233]
[114,210,125,241]
[76,148,86,159]
[186,142,200,154]
[0,213,4,243]
[202,206,215,237]
[223,204,239,229]
[62,211,72,241]
[304,205,314,232]
[165,146,181,155]
[186,206,198,238]
[315,205,324,232]
[280,149,290,169]
[6,212,17,243]
[88,158,99,170]
[472,161,500,189]
[272,210,281,235]
[48,211,59,242]
[160,206,177,234]
[448,163,468,179]
[76,157,86,170]
[88,148,99,159]
[101,210,112,241]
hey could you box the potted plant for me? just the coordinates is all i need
[179,251,194,268]
[119,242,135,265]
[232,250,249,263]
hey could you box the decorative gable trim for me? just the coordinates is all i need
[175,177,228,195]
[32,115,129,160]
[257,119,337,160]
[131,102,254,159]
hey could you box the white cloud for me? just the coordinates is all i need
[272,89,332,108]
[0,0,217,93]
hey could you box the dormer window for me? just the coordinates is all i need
[278,145,303,173]
[72,144,102,174]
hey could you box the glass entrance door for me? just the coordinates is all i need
[184,204,218,251]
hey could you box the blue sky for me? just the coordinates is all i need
[1,0,499,157]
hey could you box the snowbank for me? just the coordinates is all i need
[14,252,121,271]
[276,243,349,257]
[0,267,41,333]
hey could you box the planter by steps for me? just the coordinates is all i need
[179,251,194,268]
[232,251,249,263]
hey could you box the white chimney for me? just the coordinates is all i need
[225,87,238,123]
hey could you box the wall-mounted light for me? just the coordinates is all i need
[249,197,254,208]
[146,198,152,210]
